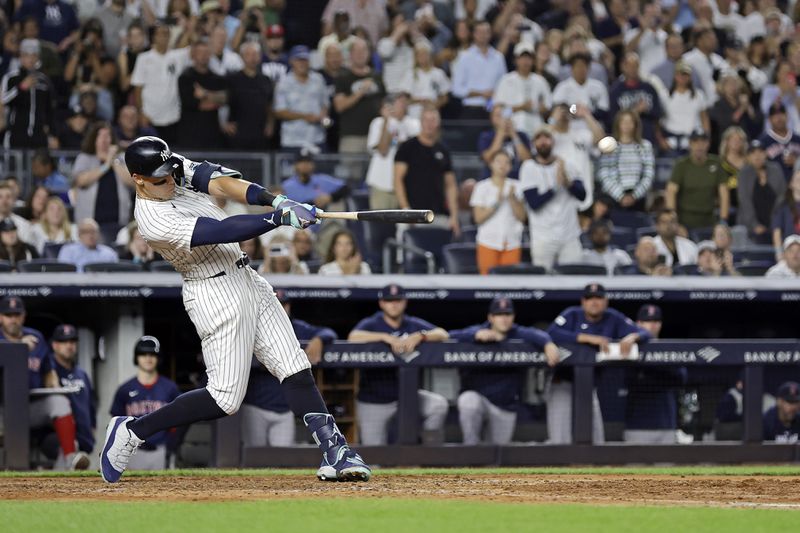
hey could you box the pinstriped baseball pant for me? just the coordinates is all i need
[183,266,311,414]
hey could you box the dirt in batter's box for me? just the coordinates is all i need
[2,474,800,508]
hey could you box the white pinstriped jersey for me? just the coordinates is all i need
[134,157,247,280]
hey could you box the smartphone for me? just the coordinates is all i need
[502,107,513,119]
[656,254,667,265]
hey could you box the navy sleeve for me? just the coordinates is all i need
[547,308,580,344]
[407,316,438,332]
[568,179,586,201]
[352,315,378,332]
[294,319,337,343]
[312,326,337,343]
[191,211,283,247]
[610,309,651,341]
[448,324,483,342]
[189,161,222,194]
[513,325,553,348]
[476,131,494,154]
[523,188,556,210]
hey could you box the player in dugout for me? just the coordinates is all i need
[348,283,449,445]
[449,297,560,445]
[241,289,337,447]
[110,336,180,469]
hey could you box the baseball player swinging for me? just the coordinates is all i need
[100,136,370,483]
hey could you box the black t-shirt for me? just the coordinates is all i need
[333,69,385,137]
[94,167,119,224]
[394,137,452,214]
[753,179,777,227]
[226,70,272,149]
[177,68,227,149]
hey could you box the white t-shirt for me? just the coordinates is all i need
[318,261,372,275]
[624,27,667,76]
[399,67,451,120]
[765,260,800,279]
[661,89,708,135]
[365,116,421,192]
[517,159,583,243]
[469,178,524,251]
[130,47,191,126]
[493,71,552,137]
[552,127,594,211]
[377,38,416,94]
[552,77,609,131]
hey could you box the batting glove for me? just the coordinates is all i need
[279,203,320,229]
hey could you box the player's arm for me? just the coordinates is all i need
[348,330,395,344]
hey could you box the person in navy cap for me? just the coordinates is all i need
[51,324,96,461]
[546,283,651,443]
[241,289,337,447]
[763,381,800,442]
[348,284,450,445]
[449,297,559,445]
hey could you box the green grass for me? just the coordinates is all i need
[1,500,797,533]
[2,464,800,478]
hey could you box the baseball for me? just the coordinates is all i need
[598,136,618,154]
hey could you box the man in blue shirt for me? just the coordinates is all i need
[763,381,800,443]
[281,150,350,210]
[57,218,118,270]
[546,283,649,443]
[51,324,95,457]
[14,0,79,50]
[449,297,559,445]
[241,289,337,447]
[348,284,450,445]
[110,336,180,469]
[0,297,88,470]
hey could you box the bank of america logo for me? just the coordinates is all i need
[697,346,721,363]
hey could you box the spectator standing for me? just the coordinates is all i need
[771,170,800,252]
[365,93,420,210]
[624,2,667,75]
[347,284,449,445]
[762,381,800,442]
[378,13,420,94]
[737,140,785,244]
[71,123,133,244]
[652,209,699,267]
[581,219,633,275]
[710,72,761,147]
[117,21,148,98]
[225,41,272,150]
[274,45,329,152]
[130,24,191,145]
[470,151,527,275]
[492,41,551,137]
[550,103,603,212]
[650,33,703,91]
[0,218,39,268]
[552,53,609,130]
[260,24,289,85]
[318,43,346,152]
[394,106,460,235]
[321,0,388,48]
[0,182,33,244]
[608,53,662,145]
[318,229,371,275]
[759,62,800,135]
[14,0,79,51]
[450,297,559,445]
[399,40,450,120]
[719,126,749,209]
[333,37,385,157]
[451,21,507,120]
[598,110,655,211]
[594,0,633,64]
[96,0,133,58]
[666,131,730,229]
[758,102,800,181]
[177,38,226,149]
[518,128,586,270]
[658,62,709,155]
[282,151,349,211]
[114,105,158,149]
[57,218,119,271]
[52,325,95,457]
[208,25,243,76]
[1,39,55,148]
[766,235,800,278]
[476,104,532,180]
[30,196,76,254]
[317,10,356,65]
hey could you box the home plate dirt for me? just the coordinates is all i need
[2,474,800,508]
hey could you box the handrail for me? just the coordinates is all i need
[382,238,436,275]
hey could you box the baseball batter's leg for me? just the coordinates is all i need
[457,390,487,445]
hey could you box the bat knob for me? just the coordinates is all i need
[424,210,434,224]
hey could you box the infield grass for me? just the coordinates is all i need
[2,499,799,533]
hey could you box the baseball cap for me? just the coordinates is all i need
[489,297,515,315]
[697,240,717,254]
[769,102,787,116]
[199,0,222,15]
[776,381,800,403]
[274,289,291,303]
[265,24,284,38]
[513,41,534,57]
[0,218,17,232]
[20,39,40,55]
[52,324,79,342]
[689,130,709,141]
[783,234,800,250]
[748,139,765,152]
[583,283,606,299]
[244,0,265,9]
[289,45,310,61]
[675,61,692,74]
[134,335,161,356]
[378,284,406,301]
[0,296,25,314]
[637,304,662,322]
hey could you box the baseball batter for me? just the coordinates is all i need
[100,136,370,483]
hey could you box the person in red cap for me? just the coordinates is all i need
[261,23,288,84]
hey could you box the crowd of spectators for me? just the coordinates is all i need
[0,0,799,278]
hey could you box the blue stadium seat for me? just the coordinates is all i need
[0,260,12,272]
[458,225,478,243]
[346,189,386,268]
[635,226,658,239]
[16,259,77,273]
[442,243,478,274]
[733,248,776,265]
[690,227,714,242]
[42,242,65,259]
[552,263,608,276]
[489,264,546,275]
[84,261,143,273]
[403,227,453,273]
[673,264,700,276]
[735,261,773,277]
[609,210,653,229]
[148,260,177,272]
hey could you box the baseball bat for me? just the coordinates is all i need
[317,209,435,224]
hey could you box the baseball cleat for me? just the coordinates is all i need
[69,451,91,471]
[100,416,143,483]
[316,446,372,482]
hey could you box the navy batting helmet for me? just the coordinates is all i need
[125,136,183,178]
[133,335,161,365]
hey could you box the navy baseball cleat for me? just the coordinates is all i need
[100,416,144,483]
[316,446,372,482]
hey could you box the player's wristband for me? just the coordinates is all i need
[245,183,278,207]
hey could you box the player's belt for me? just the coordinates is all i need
[208,255,250,279]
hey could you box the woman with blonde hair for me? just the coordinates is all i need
[598,110,655,211]
[718,126,748,209]
[30,196,77,254]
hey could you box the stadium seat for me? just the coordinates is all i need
[42,242,65,259]
[635,226,658,239]
[488,263,546,275]
[735,261,773,277]
[609,210,653,229]
[84,261,144,273]
[672,264,700,276]
[148,260,177,272]
[690,227,714,242]
[402,227,453,273]
[0,260,12,272]
[733,248,776,265]
[346,189,386,267]
[583,227,636,248]
[552,263,608,276]
[442,243,478,274]
[458,225,478,243]
[16,259,77,273]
